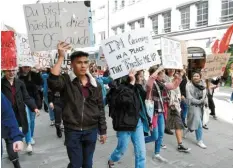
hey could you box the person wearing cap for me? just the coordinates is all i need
[1,68,39,166]
[18,64,43,150]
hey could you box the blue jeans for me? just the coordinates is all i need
[181,101,188,124]
[231,92,233,101]
[155,113,165,154]
[110,119,146,168]
[65,128,98,168]
[25,106,36,144]
[195,120,203,142]
[44,94,55,121]
[145,127,158,143]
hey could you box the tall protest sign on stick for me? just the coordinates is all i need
[101,29,161,79]
[201,53,231,79]
[161,37,183,69]
[1,31,17,70]
[16,34,35,67]
[23,1,91,51]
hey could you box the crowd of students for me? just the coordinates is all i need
[1,42,227,168]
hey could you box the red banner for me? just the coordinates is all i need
[218,24,233,53]
[1,31,17,70]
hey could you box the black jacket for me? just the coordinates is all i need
[1,78,37,134]
[179,75,188,98]
[48,90,64,109]
[48,73,107,135]
[18,71,43,109]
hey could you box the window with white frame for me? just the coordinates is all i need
[129,0,135,5]
[163,11,171,33]
[196,1,208,26]
[138,19,144,28]
[180,7,190,30]
[129,22,135,30]
[151,15,158,34]
[112,28,117,35]
[119,25,125,33]
[221,0,233,22]
[100,31,106,40]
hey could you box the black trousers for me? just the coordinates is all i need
[54,105,62,125]
[4,139,18,161]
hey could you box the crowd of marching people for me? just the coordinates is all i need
[1,42,232,168]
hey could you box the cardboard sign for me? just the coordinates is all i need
[32,51,52,68]
[23,1,92,51]
[16,34,36,67]
[161,37,183,69]
[201,53,231,79]
[1,31,17,70]
[101,29,161,79]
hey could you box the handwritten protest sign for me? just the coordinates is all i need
[201,53,231,79]
[1,31,17,70]
[161,37,183,69]
[101,29,161,79]
[32,51,52,68]
[23,1,92,51]
[16,34,36,67]
[52,51,71,68]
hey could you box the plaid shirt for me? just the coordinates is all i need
[152,80,170,113]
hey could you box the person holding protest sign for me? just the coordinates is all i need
[164,69,191,153]
[1,92,24,168]
[184,72,207,149]
[145,66,183,163]
[48,42,107,168]
[18,64,43,148]
[107,69,150,168]
[1,68,40,160]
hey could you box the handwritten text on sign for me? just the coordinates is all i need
[1,31,17,70]
[161,37,183,69]
[201,53,231,79]
[32,51,52,68]
[101,29,161,79]
[17,34,35,67]
[24,1,91,51]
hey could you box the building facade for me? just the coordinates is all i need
[92,0,233,57]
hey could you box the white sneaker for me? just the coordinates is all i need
[161,144,167,149]
[197,141,207,149]
[152,154,168,163]
[50,121,55,126]
[31,138,35,145]
[26,144,33,153]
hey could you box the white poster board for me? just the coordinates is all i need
[101,29,161,79]
[32,51,52,68]
[23,1,92,52]
[160,37,183,69]
[16,34,36,67]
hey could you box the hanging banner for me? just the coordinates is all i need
[16,34,36,67]
[161,37,183,69]
[101,29,161,79]
[1,31,17,70]
[201,53,231,79]
[23,1,92,52]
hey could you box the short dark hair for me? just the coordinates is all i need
[70,51,89,62]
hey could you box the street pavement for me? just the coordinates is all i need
[2,88,233,168]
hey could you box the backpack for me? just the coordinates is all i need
[107,84,140,131]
